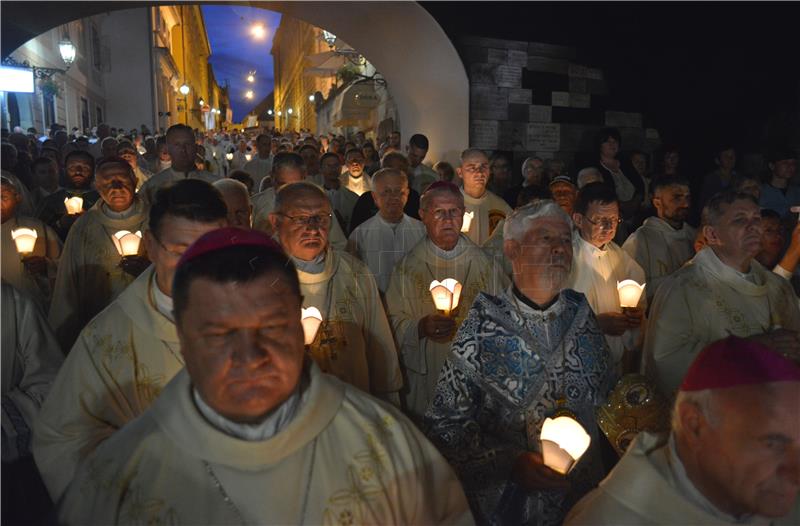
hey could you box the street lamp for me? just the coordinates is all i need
[179,84,190,95]
[277,110,282,116]
[250,24,266,39]
[308,94,315,102]
[287,107,293,115]
[58,37,77,68]
[198,98,205,107]
[267,109,273,116]
[247,71,255,83]
[245,90,254,100]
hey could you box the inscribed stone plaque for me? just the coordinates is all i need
[470,64,498,85]
[508,88,532,105]
[527,123,561,151]
[508,50,528,68]
[605,111,643,128]
[529,105,552,123]
[495,65,522,88]
[568,63,589,78]
[527,56,569,75]
[570,93,591,108]
[499,121,529,150]
[552,91,570,107]
[470,85,508,120]
[586,68,604,80]
[527,42,576,59]
[569,77,588,94]
[487,48,507,64]
[471,120,499,149]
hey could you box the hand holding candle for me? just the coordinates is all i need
[112,230,143,257]
[11,227,37,256]
[429,279,462,316]
[617,279,645,309]
[64,196,84,215]
[540,415,592,475]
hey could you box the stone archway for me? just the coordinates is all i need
[2,1,468,163]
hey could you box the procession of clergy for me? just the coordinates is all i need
[2,122,799,526]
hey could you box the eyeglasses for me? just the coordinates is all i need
[429,207,465,221]
[277,212,332,228]
[584,216,622,229]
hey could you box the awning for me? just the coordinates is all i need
[330,82,380,128]
[304,51,346,77]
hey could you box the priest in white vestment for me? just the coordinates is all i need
[348,168,426,293]
[567,336,800,526]
[425,200,614,526]
[33,180,228,501]
[48,159,150,352]
[2,282,63,463]
[386,182,508,419]
[623,176,696,303]
[139,125,219,206]
[321,152,359,233]
[457,148,512,245]
[58,228,473,525]
[1,177,62,310]
[213,178,252,228]
[644,191,800,397]
[243,133,272,191]
[566,182,646,373]
[340,148,372,196]
[270,182,403,404]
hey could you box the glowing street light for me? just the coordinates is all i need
[308,94,315,102]
[277,110,282,116]
[245,90,254,100]
[267,109,273,116]
[198,98,205,107]
[179,84,190,96]
[250,24,266,39]
[247,71,256,83]
[59,37,77,68]
[287,107,293,115]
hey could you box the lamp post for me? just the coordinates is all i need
[179,84,190,125]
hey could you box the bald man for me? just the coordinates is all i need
[214,178,252,228]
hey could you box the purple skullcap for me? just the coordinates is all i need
[679,336,800,392]
[176,227,283,270]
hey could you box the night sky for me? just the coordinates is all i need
[202,5,281,123]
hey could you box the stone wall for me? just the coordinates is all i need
[460,36,661,175]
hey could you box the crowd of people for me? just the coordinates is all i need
[1,119,799,525]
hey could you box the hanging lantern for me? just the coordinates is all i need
[11,227,37,256]
[112,230,142,256]
[301,307,323,345]
[429,279,462,316]
[540,415,592,475]
[461,210,474,233]
[58,37,77,68]
[64,196,84,215]
[617,279,646,309]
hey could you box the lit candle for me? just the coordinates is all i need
[245,153,252,162]
[64,196,84,215]
[226,152,234,161]
[617,279,646,308]
[301,307,323,345]
[461,210,474,233]
[11,227,37,256]
[429,279,462,316]
[540,415,591,475]
[112,230,143,256]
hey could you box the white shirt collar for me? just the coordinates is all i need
[151,272,174,322]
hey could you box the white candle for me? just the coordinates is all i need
[301,306,323,345]
[429,278,463,316]
[112,230,142,256]
[540,416,591,474]
[617,279,646,308]
[461,210,474,233]
[11,227,37,255]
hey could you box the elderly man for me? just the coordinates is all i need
[1,177,62,310]
[347,168,426,293]
[48,158,149,351]
[117,140,152,190]
[457,148,512,245]
[566,337,800,525]
[623,176,696,303]
[549,174,579,215]
[567,183,646,373]
[425,199,614,526]
[58,228,473,525]
[320,152,358,232]
[406,133,438,194]
[387,182,507,420]
[34,180,228,502]
[644,190,800,397]
[270,182,402,403]
[139,124,219,205]
[341,147,372,196]
[214,178,252,228]
[36,150,100,241]
[243,133,272,190]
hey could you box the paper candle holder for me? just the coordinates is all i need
[226,153,234,161]
[64,196,84,215]
[540,415,591,475]
[245,153,252,162]
[461,210,474,233]
[617,279,646,308]
[429,278,462,316]
[11,227,37,256]
[301,306,323,345]
[112,230,143,257]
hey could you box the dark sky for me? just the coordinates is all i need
[202,5,281,123]
[422,1,800,170]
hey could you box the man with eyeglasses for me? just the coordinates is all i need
[269,182,402,405]
[566,182,646,374]
[340,148,372,196]
[34,179,229,502]
[457,148,512,245]
[386,182,507,421]
[347,168,426,293]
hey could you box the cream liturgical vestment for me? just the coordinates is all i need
[1,283,63,462]
[385,235,508,419]
[481,217,512,276]
[59,365,474,526]
[1,215,62,310]
[644,247,800,396]
[251,187,348,251]
[243,156,272,191]
[138,167,220,206]
[461,189,512,246]
[622,217,696,303]
[347,213,426,293]
[567,235,646,369]
[299,249,403,400]
[48,199,148,352]
[565,432,800,525]
[34,266,184,501]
